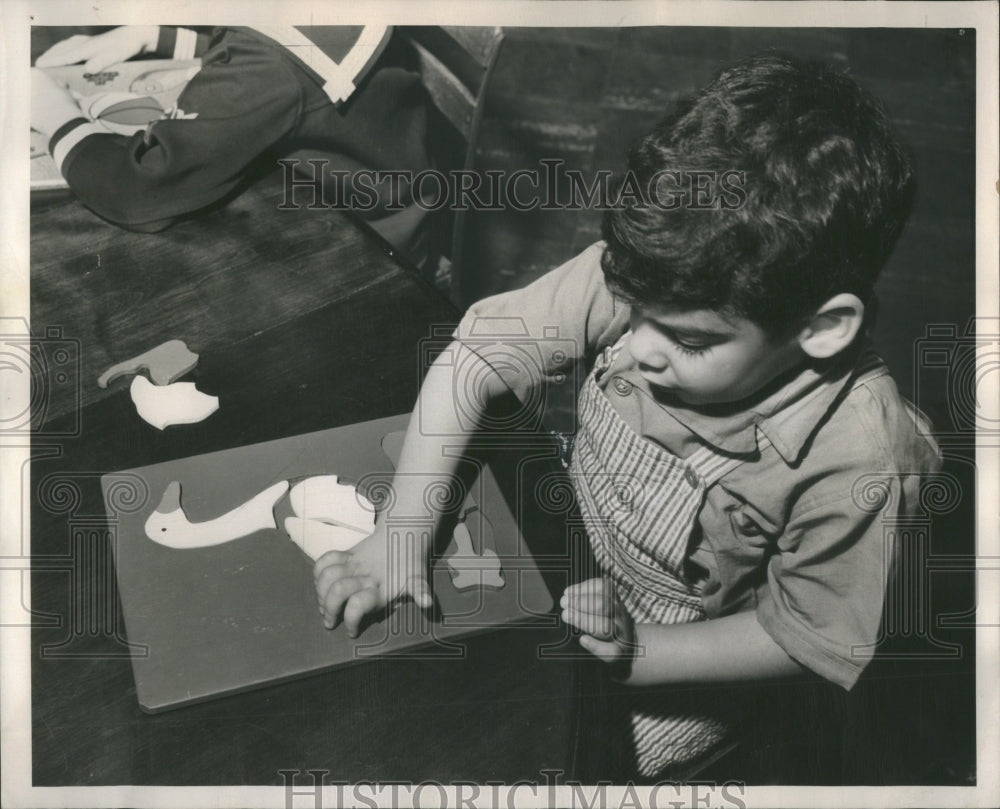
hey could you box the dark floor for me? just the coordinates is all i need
[466,26,976,430]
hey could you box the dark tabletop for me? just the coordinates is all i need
[28,175,593,786]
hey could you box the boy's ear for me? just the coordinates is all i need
[796,294,866,359]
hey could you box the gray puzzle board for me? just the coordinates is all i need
[101,414,553,712]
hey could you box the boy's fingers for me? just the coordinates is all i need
[320,575,376,628]
[313,550,351,579]
[343,587,382,638]
[561,590,605,614]
[405,573,433,610]
[562,578,612,610]
[563,578,604,599]
[561,605,614,640]
[561,587,617,617]
[579,634,625,663]
[314,564,351,603]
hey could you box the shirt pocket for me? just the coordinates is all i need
[728,503,779,552]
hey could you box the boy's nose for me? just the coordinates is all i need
[629,325,667,370]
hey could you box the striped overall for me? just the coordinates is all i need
[568,336,759,777]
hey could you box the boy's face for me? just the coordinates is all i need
[628,305,805,406]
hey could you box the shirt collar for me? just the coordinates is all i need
[612,336,876,462]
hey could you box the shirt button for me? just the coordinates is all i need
[612,377,633,396]
[684,467,700,488]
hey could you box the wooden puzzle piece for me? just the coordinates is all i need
[284,517,367,560]
[288,475,374,533]
[380,430,406,465]
[446,521,505,591]
[145,480,289,549]
[99,339,200,388]
[285,476,375,560]
[130,376,219,430]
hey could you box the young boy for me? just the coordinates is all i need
[313,53,942,778]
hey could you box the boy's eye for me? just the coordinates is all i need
[677,345,710,356]
[673,339,712,356]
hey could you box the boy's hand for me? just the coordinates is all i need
[35,26,160,73]
[561,577,636,673]
[314,524,433,637]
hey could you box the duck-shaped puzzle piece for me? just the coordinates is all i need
[144,476,373,560]
[145,480,289,549]
[142,445,502,588]
[129,376,219,430]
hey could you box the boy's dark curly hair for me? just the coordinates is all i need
[601,52,915,336]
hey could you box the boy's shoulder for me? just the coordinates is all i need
[457,242,626,352]
[797,351,942,488]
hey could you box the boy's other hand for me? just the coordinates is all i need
[35,26,160,73]
[313,525,433,637]
[561,577,636,674]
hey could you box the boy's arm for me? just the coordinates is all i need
[319,246,621,634]
[315,341,510,635]
[563,579,804,685]
[627,613,805,685]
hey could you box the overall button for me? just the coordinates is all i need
[684,467,700,488]
[612,377,633,396]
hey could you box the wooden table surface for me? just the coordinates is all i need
[28,176,594,786]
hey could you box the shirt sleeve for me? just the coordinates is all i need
[753,382,943,690]
[754,484,898,690]
[452,242,629,407]
[53,28,303,231]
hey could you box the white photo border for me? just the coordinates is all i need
[2,2,997,808]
